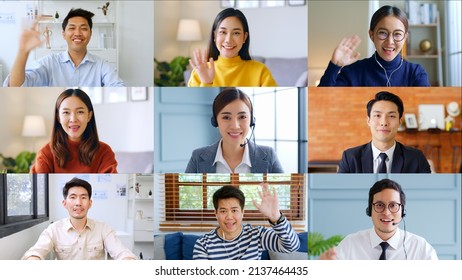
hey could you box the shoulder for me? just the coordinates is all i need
[343,143,369,155]
[192,142,219,156]
[37,142,53,155]
[396,142,425,156]
[245,59,269,69]
[98,141,114,151]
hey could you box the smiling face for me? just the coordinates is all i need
[58,96,93,142]
[214,16,248,58]
[369,15,407,61]
[367,100,402,150]
[371,188,402,240]
[215,197,244,240]
[216,99,251,148]
[62,16,92,53]
[62,186,92,221]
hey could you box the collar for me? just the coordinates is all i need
[371,141,396,161]
[213,139,252,170]
[373,51,403,70]
[65,217,94,232]
[217,55,244,66]
[60,51,95,64]
[369,227,401,250]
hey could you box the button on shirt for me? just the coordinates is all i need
[213,139,252,173]
[372,142,396,173]
[3,51,124,87]
[336,227,438,260]
[22,218,136,260]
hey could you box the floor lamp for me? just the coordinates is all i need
[177,19,202,57]
[22,115,46,152]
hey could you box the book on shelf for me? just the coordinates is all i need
[406,1,438,25]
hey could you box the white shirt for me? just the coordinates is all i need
[336,227,438,260]
[213,139,252,173]
[371,142,396,173]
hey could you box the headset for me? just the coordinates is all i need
[210,89,256,128]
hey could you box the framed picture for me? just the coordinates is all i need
[418,104,445,130]
[288,0,306,6]
[103,88,128,103]
[261,0,285,7]
[221,0,235,8]
[130,87,148,101]
[404,113,418,129]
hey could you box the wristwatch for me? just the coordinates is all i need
[269,211,285,226]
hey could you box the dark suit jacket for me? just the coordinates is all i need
[185,140,284,173]
[338,141,431,173]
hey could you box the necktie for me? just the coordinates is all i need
[379,242,389,260]
[378,153,388,173]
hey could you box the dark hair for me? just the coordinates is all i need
[207,8,251,61]
[366,91,404,119]
[52,89,100,168]
[213,185,246,210]
[62,8,95,31]
[370,5,409,32]
[63,177,92,199]
[212,88,254,127]
[368,179,406,216]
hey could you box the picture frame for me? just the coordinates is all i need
[260,0,285,7]
[418,104,445,130]
[221,0,235,8]
[404,113,418,129]
[288,0,306,6]
[130,87,148,101]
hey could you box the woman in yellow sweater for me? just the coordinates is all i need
[188,8,277,87]
[31,89,117,173]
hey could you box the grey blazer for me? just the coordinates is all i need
[185,140,284,173]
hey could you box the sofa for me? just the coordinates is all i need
[153,231,308,260]
[183,56,307,87]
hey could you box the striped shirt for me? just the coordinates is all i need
[193,217,300,260]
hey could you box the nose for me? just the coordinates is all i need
[69,113,77,122]
[386,34,394,44]
[380,116,388,127]
[225,32,232,42]
[230,118,240,129]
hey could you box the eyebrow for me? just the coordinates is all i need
[372,109,398,114]
[219,26,242,31]
[61,106,86,110]
[377,27,405,33]
[220,111,248,115]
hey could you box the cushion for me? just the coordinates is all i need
[153,235,166,260]
[182,234,201,260]
[264,57,307,86]
[297,232,308,252]
[164,232,183,260]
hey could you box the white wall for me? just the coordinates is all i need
[154,0,308,62]
[0,1,153,86]
[0,87,153,160]
[0,222,49,260]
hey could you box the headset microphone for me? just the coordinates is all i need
[392,220,401,226]
[240,124,255,148]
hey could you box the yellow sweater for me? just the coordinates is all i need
[188,56,278,87]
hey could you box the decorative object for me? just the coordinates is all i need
[22,115,46,151]
[419,39,432,53]
[134,182,141,198]
[288,0,306,6]
[43,26,52,49]
[54,11,59,21]
[98,2,110,16]
[136,210,143,220]
[154,56,190,86]
[308,232,343,258]
[130,87,148,101]
[148,189,152,198]
[221,0,235,8]
[177,19,202,56]
[0,151,36,173]
[418,104,445,130]
[404,113,418,129]
[445,101,460,131]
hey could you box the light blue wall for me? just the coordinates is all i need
[308,174,461,260]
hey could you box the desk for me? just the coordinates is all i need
[308,160,339,173]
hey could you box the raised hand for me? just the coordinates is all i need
[331,35,362,67]
[252,183,280,223]
[18,20,43,53]
[189,48,215,84]
[319,247,337,260]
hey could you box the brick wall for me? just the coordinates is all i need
[308,87,462,173]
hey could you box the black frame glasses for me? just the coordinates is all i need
[372,202,402,213]
[375,29,406,42]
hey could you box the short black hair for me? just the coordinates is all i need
[367,91,404,119]
[62,8,95,31]
[368,178,406,215]
[213,186,245,210]
[62,177,92,199]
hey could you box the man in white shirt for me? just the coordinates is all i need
[23,177,136,260]
[320,178,438,260]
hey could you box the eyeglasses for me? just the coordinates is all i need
[372,202,402,213]
[376,29,406,42]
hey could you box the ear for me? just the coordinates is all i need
[366,116,371,127]
[88,199,93,209]
[368,30,373,41]
[88,110,93,123]
[62,31,65,39]
[62,199,67,208]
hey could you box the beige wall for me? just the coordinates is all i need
[154,0,308,62]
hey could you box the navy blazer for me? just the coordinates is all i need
[338,141,431,173]
[185,140,284,173]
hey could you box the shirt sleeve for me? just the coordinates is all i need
[260,216,300,253]
[98,144,118,173]
[192,238,209,260]
[318,61,349,86]
[101,224,137,260]
[411,64,431,86]
[30,145,53,173]
[22,227,54,260]
[101,61,125,86]
[260,66,278,86]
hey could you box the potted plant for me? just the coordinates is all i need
[308,232,343,259]
[154,56,190,86]
[0,151,36,173]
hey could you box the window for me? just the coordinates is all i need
[159,173,306,231]
[0,174,49,238]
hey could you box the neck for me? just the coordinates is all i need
[372,139,395,152]
[375,227,396,241]
[70,217,87,233]
[67,49,87,67]
[221,141,245,161]
[220,225,242,240]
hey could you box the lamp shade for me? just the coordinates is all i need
[22,115,46,137]
[176,19,202,41]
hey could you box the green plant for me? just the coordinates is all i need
[0,151,36,173]
[154,56,190,86]
[308,232,343,257]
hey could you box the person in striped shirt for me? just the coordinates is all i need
[193,184,300,260]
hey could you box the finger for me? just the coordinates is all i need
[209,57,215,69]
[189,59,196,69]
[252,199,260,209]
[202,49,207,64]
